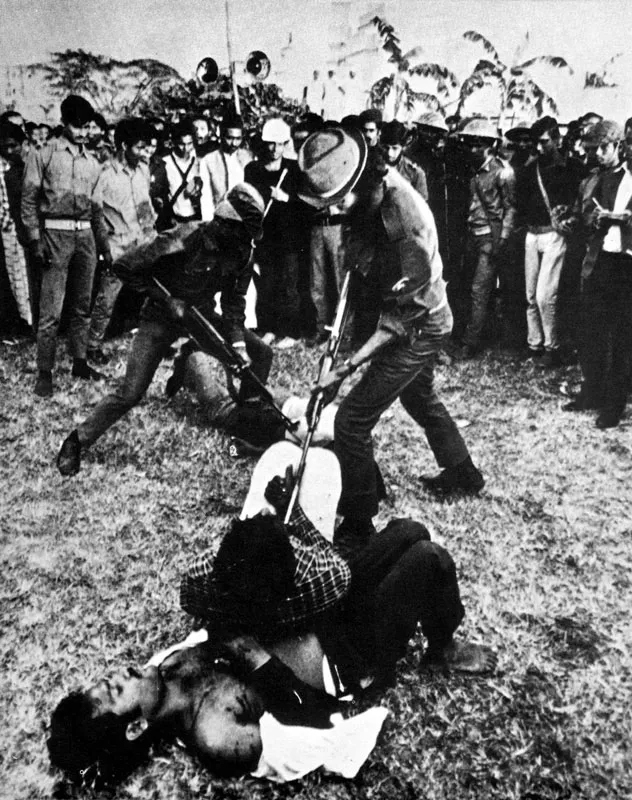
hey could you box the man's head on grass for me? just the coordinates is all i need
[48,647,265,789]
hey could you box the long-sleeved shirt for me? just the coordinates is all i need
[244,158,304,253]
[199,147,252,220]
[96,157,156,259]
[180,504,351,629]
[467,155,516,240]
[516,155,583,229]
[20,134,108,251]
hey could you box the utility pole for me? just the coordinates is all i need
[225,0,241,114]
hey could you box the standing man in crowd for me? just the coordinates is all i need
[192,114,215,158]
[456,119,516,358]
[565,120,632,428]
[298,129,485,553]
[245,118,303,349]
[86,119,157,364]
[21,94,110,397]
[160,120,202,226]
[199,113,251,221]
[516,116,581,367]
[380,120,428,199]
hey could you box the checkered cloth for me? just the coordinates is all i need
[180,505,351,632]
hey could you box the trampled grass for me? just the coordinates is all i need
[1,334,631,800]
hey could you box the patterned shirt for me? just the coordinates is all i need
[21,134,108,250]
[180,505,351,629]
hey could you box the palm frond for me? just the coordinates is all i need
[463,31,503,65]
[519,55,572,73]
[371,16,403,66]
[409,62,459,96]
[369,74,395,109]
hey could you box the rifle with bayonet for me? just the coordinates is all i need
[283,268,353,523]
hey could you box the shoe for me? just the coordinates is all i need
[87,347,111,365]
[56,430,82,476]
[34,370,53,397]
[595,413,620,429]
[421,456,485,497]
[536,350,562,369]
[260,332,276,346]
[562,394,599,412]
[275,336,299,350]
[72,359,104,381]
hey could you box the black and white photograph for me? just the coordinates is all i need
[1,1,630,798]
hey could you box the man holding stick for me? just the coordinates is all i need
[297,130,485,552]
[55,183,272,476]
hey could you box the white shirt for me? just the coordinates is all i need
[603,164,632,255]
[199,148,250,220]
[163,153,200,219]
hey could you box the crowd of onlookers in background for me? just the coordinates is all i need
[1,95,631,428]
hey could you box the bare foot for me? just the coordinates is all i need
[423,639,497,675]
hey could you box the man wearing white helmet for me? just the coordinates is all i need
[245,119,304,349]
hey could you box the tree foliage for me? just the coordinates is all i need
[369,17,458,119]
[32,49,185,119]
[459,31,572,121]
[584,53,622,89]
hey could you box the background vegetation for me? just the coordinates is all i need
[1,334,630,800]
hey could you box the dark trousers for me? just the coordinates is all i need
[462,232,497,348]
[334,329,469,519]
[36,228,97,371]
[78,313,272,446]
[320,520,465,687]
[255,245,301,338]
[310,223,345,334]
[579,252,632,416]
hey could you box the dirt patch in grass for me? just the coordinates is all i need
[1,339,631,800]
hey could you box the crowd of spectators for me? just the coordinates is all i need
[1,95,631,428]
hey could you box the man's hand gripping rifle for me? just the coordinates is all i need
[152,277,297,436]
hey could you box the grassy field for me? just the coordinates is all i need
[1,333,630,800]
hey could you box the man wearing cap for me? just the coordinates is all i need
[380,120,428,200]
[55,183,273,476]
[456,118,516,358]
[21,94,111,397]
[245,118,303,348]
[515,116,582,367]
[565,120,632,427]
[297,128,485,548]
[199,113,252,221]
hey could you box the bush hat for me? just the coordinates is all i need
[380,120,410,146]
[297,127,368,208]
[214,182,265,239]
[459,118,499,141]
[415,111,449,133]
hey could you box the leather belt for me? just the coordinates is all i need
[44,218,92,231]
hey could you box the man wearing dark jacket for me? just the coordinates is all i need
[56,183,272,475]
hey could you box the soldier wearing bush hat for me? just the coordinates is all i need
[298,128,485,553]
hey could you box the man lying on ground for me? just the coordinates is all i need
[48,465,496,790]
